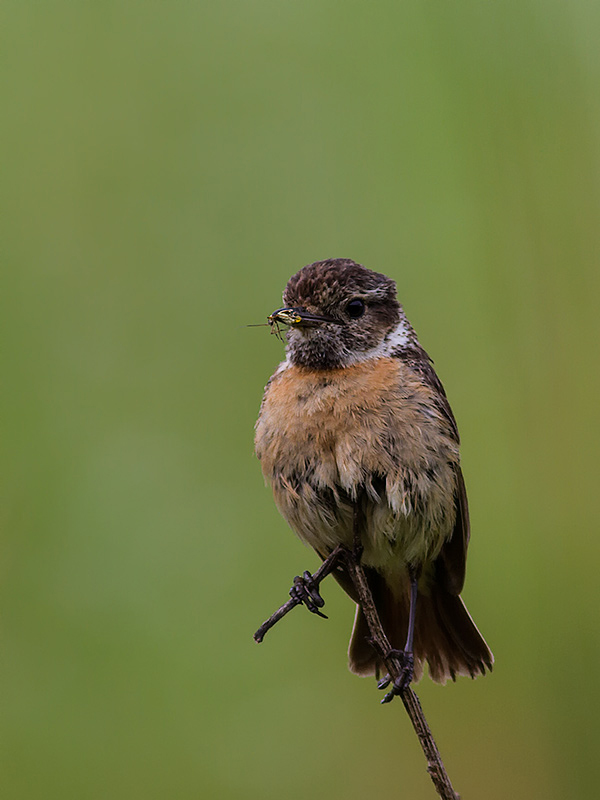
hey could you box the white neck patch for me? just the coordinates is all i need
[345,317,414,365]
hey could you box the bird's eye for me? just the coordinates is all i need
[346,298,365,319]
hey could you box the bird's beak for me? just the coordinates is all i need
[267,307,343,328]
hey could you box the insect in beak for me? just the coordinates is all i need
[268,307,343,331]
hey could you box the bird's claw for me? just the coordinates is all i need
[289,571,328,618]
[377,649,415,703]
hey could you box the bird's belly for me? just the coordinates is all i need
[270,471,451,570]
[255,358,459,568]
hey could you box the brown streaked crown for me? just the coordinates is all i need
[284,259,397,312]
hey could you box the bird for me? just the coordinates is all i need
[254,258,493,686]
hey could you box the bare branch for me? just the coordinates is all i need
[342,514,460,799]
[253,511,461,800]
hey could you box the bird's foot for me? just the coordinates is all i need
[376,649,415,704]
[289,571,328,618]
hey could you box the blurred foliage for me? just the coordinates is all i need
[2,1,600,798]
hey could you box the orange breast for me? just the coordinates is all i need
[255,357,459,567]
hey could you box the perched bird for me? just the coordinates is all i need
[255,258,493,685]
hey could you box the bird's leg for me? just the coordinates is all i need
[378,565,419,701]
[403,564,419,659]
[289,570,328,618]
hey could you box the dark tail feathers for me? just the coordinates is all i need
[348,570,493,684]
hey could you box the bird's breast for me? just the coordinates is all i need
[255,357,459,566]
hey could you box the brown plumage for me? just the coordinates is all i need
[255,258,493,684]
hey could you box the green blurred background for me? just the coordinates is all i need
[3,1,600,798]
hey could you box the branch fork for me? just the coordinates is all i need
[253,504,461,800]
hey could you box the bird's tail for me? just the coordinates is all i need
[348,569,493,684]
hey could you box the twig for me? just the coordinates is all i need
[344,505,460,800]
[253,509,460,800]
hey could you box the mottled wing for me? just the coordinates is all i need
[401,345,470,595]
